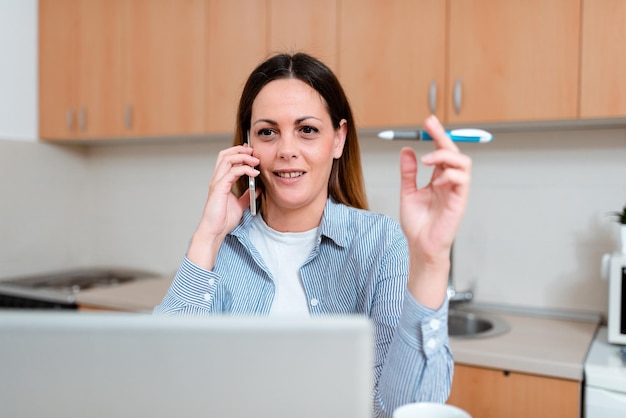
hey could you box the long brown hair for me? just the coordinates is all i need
[232,52,368,211]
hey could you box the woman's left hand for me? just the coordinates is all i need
[399,115,472,307]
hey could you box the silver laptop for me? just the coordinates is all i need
[0,311,373,418]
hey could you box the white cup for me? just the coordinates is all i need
[393,402,471,418]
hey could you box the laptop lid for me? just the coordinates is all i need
[0,311,374,418]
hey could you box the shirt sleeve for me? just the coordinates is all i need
[374,290,453,418]
[153,256,222,316]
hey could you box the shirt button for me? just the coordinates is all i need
[203,293,212,302]
[429,318,441,331]
[208,278,215,287]
[310,298,319,307]
[426,338,437,350]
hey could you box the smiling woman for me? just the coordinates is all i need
[232,53,368,216]
[247,77,347,230]
[154,52,473,418]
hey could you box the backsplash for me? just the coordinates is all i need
[360,128,626,314]
[0,141,91,276]
[2,0,625,315]
[1,127,625,316]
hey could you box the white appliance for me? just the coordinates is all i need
[601,252,626,345]
[584,327,626,418]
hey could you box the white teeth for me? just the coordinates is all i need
[277,171,303,178]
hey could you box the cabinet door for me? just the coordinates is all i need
[76,0,125,138]
[338,0,446,128]
[206,0,267,134]
[39,0,80,139]
[447,0,580,124]
[580,0,626,118]
[447,364,580,418]
[126,0,206,137]
[269,0,337,71]
[40,0,125,140]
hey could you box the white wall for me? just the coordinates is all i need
[0,140,91,277]
[83,139,233,275]
[0,0,38,141]
[3,126,624,313]
[2,0,625,315]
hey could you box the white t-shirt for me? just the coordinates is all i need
[249,215,318,317]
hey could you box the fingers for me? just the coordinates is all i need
[400,147,419,195]
[421,148,471,171]
[423,149,471,188]
[216,145,258,170]
[213,145,260,183]
[237,188,254,212]
[423,114,459,152]
[420,116,472,191]
[431,165,471,188]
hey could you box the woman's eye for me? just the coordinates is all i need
[300,126,319,135]
[257,128,275,138]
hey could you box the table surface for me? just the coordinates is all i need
[449,309,599,380]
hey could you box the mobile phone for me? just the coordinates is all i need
[246,130,256,216]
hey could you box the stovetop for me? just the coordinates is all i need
[0,268,158,307]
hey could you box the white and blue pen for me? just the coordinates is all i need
[378,128,493,143]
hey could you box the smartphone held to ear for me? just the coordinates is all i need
[246,131,257,216]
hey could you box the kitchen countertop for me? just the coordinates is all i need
[449,308,600,381]
[76,274,173,312]
[77,277,600,381]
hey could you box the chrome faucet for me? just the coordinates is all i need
[446,243,474,304]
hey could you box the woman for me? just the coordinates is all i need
[155,52,471,417]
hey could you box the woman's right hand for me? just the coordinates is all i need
[186,144,259,270]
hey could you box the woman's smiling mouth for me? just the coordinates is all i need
[275,171,304,178]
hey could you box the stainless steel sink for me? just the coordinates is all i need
[448,308,510,338]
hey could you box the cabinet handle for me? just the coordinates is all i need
[453,78,462,115]
[78,107,86,132]
[125,105,133,130]
[429,80,437,114]
[66,109,74,131]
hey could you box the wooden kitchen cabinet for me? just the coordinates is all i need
[447,0,581,124]
[206,0,267,134]
[40,0,338,140]
[447,364,580,418]
[580,0,626,119]
[39,0,79,139]
[338,0,581,128]
[269,0,337,70]
[338,0,446,128]
[39,0,206,140]
[39,0,125,139]
[205,0,338,134]
[40,0,619,141]
[125,0,206,137]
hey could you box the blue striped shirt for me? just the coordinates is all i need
[154,198,453,418]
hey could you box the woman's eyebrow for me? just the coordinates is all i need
[295,116,322,124]
[252,118,278,127]
[252,116,322,127]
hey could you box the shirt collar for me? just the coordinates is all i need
[232,198,350,249]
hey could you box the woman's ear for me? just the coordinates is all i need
[333,119,348,159]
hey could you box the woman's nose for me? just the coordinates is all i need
[276,133,298,159]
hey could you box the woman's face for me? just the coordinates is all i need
[250,78,346,220]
